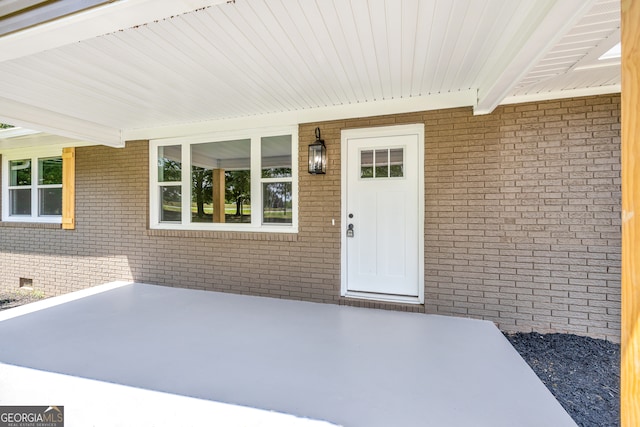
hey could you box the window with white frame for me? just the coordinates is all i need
[150,128,298,232]
[1,149,63,223]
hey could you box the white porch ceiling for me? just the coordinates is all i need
[0,0,621,147]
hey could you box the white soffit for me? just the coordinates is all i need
[0,0,230,62]
[505,0,620,104]
[473,0,596,115]
[0,0,622,146]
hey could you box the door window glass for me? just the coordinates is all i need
[360,148,403,179]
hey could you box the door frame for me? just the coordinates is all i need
[340,123,425,304]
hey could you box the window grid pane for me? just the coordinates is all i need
[160,186,182,222]
[7,155,64,219]
[390,148,404,177]
[38,157,62,185]
[9,188,31,215]
[158,145,182,183]
[10,159,31,186]
[360,148,404,179]
[262,182,292,224]
[361,150,374,178]
[39,187,62,216]
[152,131,296,229]
[262,135,292,178]
[375,149,389,178]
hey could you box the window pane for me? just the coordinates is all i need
[160,186,181,222]
[262,135,292,178]
[191,166,213,223]
[361,150,373,178]
[191,139,251,224]
[158,145,181,182]
[39,157,62,185]
[10,159,31,186]
[375,149,388,178]
[225,170,251,223]
[263,182,292,224]
[10,189,31,215]
[390,148,404,177]
[39,188,62,216]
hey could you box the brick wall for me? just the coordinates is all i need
[0,94,621,341]
[422,97,621,340]
[0,140,345,303]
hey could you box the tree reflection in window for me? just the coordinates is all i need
[225,170,251,222]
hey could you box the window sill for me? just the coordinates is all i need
[0,221,62,229]
[147,229,298,241]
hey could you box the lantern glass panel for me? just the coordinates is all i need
[308,143,326,174]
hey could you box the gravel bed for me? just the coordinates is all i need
[0,290,45,311]
[506,332,620,427]
[0,295,620,426]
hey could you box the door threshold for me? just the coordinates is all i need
[344,291,423,305]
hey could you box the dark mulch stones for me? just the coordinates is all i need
[506,332,619,427]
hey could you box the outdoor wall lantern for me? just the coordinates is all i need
[308,127,327,174]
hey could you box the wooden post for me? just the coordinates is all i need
[621,0,640,425]
[61,147,75,230]
[212,169,225,223]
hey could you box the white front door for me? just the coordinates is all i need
[341,124,424,303]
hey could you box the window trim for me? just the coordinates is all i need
[149,127,298,233]
[1,146,64,223]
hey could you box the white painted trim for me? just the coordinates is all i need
[250,136,261,227]
[0,96,124,147]
[475,0,596,115]
[181,141,191,225]
[343,291,422,305]
[0,0,229,62]
[1,146,64,223]
[340,124,425,304]
[0,143,72,157]
[149,140,160,228]
[149,126,299,233]
[0,136,95,152]
[0,127,41,139]
[125,90,477,142]
[501,85,621,106]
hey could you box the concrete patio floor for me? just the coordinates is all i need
[0,282,577,427]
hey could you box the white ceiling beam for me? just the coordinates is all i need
[474,0,596,115]
[125,90,478,141]
[0,0,228,62]
[0,1,50,17]
[500,84,621,106]
[0,96,123,147]
[0,134,95,152]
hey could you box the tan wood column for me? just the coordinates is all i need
[621,0,640,425]
[61,147,75,230]
[212,169,225,223]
